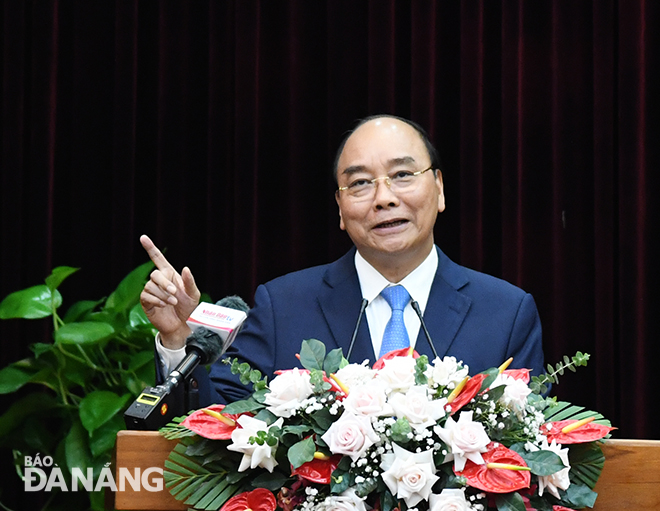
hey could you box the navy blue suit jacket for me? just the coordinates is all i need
[178,246,544,405]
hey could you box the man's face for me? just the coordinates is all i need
[335,118,445,268]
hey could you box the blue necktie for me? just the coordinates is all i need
[379,285,411,358]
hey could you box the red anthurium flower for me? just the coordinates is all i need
[542,419,614,444]
[372,347,420,370]
[456,442,531,493]
[446,373,487,414]
[181,404,243,440]
[290,454,343,484]
[553,506,576,511]
[221,488,277,511]
[503,368,531,384]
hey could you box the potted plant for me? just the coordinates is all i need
[0,261,158,510]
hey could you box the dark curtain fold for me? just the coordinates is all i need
[1,0,659,451]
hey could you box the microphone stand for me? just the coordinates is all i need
[411,299,439,359]
[346,299,368,361]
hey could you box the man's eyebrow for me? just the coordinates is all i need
[341,165,367,177]
[389,156,417,166]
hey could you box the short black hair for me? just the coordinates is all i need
[333,114,442,182]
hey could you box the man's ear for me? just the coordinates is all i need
[336,193,346,230]
[435,170,446,213]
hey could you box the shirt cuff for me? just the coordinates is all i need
[155,332,187,375]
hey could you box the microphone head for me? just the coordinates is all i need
[216,295,250,313]
[185,327,224,365]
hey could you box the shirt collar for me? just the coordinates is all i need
[354,247,438,305]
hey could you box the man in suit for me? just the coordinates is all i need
[141,115,545,405]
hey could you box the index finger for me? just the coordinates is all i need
[140,234,175,271]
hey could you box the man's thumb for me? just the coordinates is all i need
[181,266,199,298]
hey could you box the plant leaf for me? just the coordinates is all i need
[0,285,62,319]
[0,364,35,394]
[129,302,153,328]
[65,418,92,474]
[79,390,130,434]
[323,347,344,374]
[494,492,527,511]
[0,393,59,439]
[89,413,124,457]
[300,339,326,371]
[45,266,80,291]
[63,299,103,323]
[288,436,316,469]
[104,260,154,314]
[512,445,566,476]
[55,321,115,345]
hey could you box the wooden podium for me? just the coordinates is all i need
[110,431,660,510]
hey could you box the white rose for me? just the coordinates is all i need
[434,411,490,471]
[334,362,376,390]
[380,444,439,507]
[321,411,380,461]
[530,438,571,498]
[492,374,532,417]
[426,356,469,388]
[264,368,314,417]
[321,489,369,511]
[388,385,447,431]
[429,489,469,511]
[375,356,417,393]
[227,415,283,472]
[342,380,393,417]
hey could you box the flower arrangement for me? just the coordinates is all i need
[160,340,613,511]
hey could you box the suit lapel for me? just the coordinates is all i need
[317,248,375,363]
[415,247,472,359]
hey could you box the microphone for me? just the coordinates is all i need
[124,296,249,430]
[346,298,369,361]
[411,300,439,359]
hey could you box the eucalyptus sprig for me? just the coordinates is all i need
[530,351,590,394]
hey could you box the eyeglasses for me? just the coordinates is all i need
[336,166,434,201]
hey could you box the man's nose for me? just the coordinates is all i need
[373,177,400,207]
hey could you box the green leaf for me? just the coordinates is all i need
[560,481,598,508]
[128,302,153,328]
[62,299,103,323]
[31,342,54,358]
[511,445,566,476]
[252,471,289,490]
[89,413,124,457]
[65,418,92,474]
[0,364,35,394]
[128,350,155,371]
[287,436,315,469]
[0,393,59,439]
[494,492,527,511]
[45,266,80,291]
[389,417,412,444]
[104,260,154,313]
[323,347,344,374]
[79,390,130,434]
[222,397,264,415]
[0,285,62,319]
[55,321,115,345]
[300,339,326,371]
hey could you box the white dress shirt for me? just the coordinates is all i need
[354,247,438,357]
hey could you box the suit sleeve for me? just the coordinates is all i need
[206,283,279,404]
[506,292,545,377]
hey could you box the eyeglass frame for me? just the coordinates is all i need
[336,165,436,198]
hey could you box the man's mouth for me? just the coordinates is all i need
[374,219,408,229]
